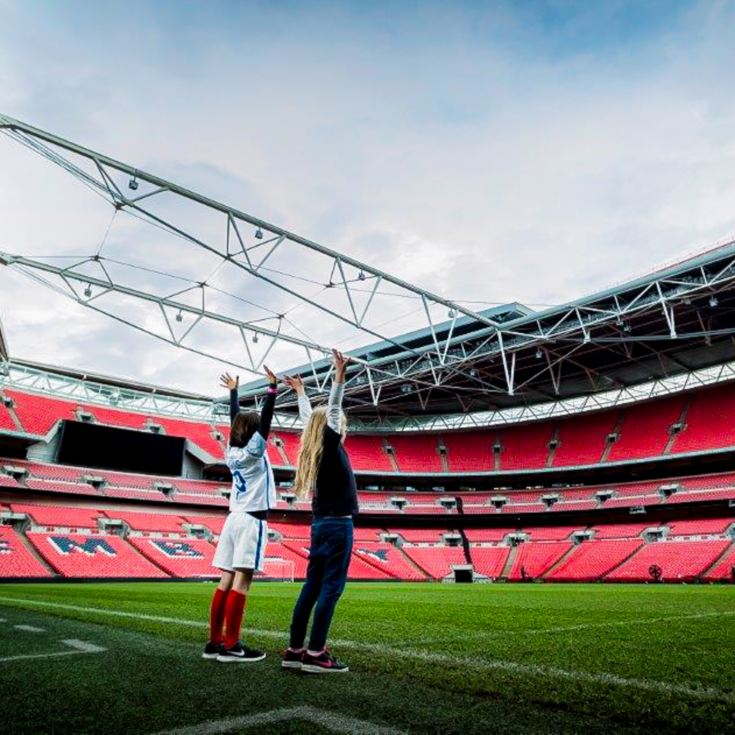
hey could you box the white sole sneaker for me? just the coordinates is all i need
[301,664,349,674]
[281,660,303,670]
[216,652,267,663]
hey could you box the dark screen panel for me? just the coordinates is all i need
[57,421,185,476]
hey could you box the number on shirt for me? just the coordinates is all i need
[233,469,247,499]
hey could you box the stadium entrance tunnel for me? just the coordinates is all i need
[453,566,473,583]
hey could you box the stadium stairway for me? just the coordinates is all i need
[499,543,518,580]
[700,541,735,580]
[14,527,56,577]
[539,543,578,580]
[395,545,433,580]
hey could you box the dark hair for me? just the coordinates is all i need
[230,410,260,448]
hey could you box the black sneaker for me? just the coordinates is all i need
[301,649,349,674]
[281,648,304,671]
[202,641,225,660]
[216,641,266,663]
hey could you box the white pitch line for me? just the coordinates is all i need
[13,624,45,633]
[151,705,407,735]
[0,639,106,663]
[0,596,732,703]
[62,639,107,654]
[406,610,735,645]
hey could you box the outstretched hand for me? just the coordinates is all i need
[283,374,305,394]
[332,349,352,382]
[219,372,239,391]
[264,365,278,386]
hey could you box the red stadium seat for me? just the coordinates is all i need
[27,532,168,578]
[0,526,52,577]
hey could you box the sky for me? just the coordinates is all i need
[1,0,735,397]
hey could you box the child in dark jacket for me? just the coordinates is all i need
[281,349,358,673]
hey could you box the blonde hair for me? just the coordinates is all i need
[294,406,348,499]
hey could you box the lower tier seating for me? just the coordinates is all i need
[605,540,731,582]
[545,539,644,582]
[27,532,169,578]
[128,536,217,577]
[402,546,467,579]
[0,526,52,577]
[508,541,572,580]
[352,542,428,581]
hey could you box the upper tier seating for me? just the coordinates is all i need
[272,431,301,465]
[344,435,393,472]
[5,390,78,435]
[552,412,618,467]
[671,384,735,454]
[0,400,16,432]
[5,381,735,472]
[389,434,443,473]
[607,395,686,461]
[27,532,168,578]
[498,422,554,470]
[443,429,494,472]
[605,540,730,582]
[0,526,52,577]
[545,539,643,582]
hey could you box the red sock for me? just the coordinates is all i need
[208,588,228,644]
[224,590,247,648]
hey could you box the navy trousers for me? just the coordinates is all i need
[289,516,353,651]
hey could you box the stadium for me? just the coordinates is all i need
[1,5,734,733]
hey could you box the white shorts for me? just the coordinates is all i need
[212,512,268,573]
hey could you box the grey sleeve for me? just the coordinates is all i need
[298,392,313,424]
[327,381,344,433]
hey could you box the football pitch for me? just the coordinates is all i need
[0,583,733,734]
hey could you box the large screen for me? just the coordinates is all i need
[57,420,185,476]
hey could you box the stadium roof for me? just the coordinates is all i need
[240,238,735,422]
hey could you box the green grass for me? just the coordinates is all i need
[0,582,733,734]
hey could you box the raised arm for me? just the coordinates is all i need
[219,372,240,422]
[327,349,351,432]
[257,366,278,441]
[284,375,312,424]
